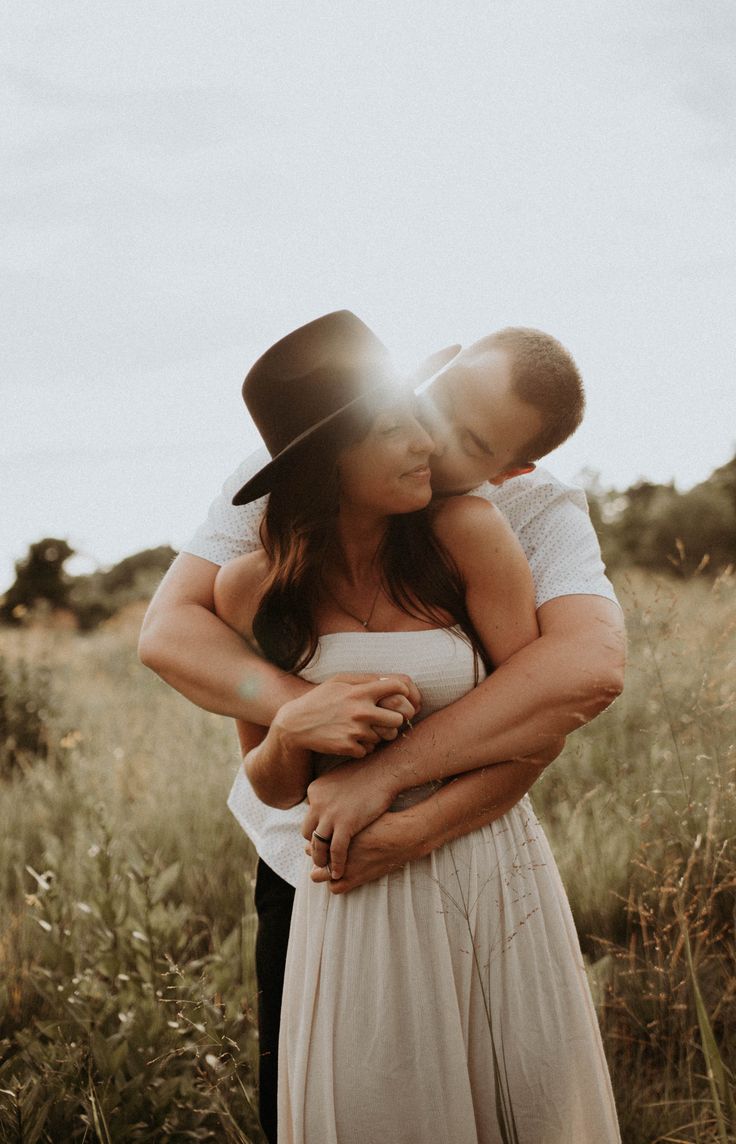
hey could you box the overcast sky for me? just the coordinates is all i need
[2,1,735,588]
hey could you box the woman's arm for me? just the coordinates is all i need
[235,676,421,808]
[431,494,540,667]
[211,551,310,808]
[213,554,421,807]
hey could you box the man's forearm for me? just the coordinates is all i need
[319,755,551,893]
[139,600,310,724]
[351,597,625,799]
[385,757,546,860]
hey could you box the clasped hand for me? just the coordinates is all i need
[273,672,420,882]
[302,754,405,881]
[273,671,420,758]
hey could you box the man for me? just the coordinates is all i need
[139,319,625,1142]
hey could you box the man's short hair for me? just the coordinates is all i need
[477,327,585,462]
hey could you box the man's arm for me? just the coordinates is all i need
[302,593,626,868]
[312,744,563,892]
[139,553,421,752]
[138,553,311,725]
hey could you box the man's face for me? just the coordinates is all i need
[420,344,544,495]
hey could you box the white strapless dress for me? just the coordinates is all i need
[278,628,620,1144]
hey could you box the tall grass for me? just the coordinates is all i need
[533,570,735,1142]
[0,614,264,1141]
[0,573,734,1141]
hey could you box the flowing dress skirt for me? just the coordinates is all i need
[279,794,620,1144]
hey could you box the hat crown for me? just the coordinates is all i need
[231,311,461,505]
[243,311,393,458]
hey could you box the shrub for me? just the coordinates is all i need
[0,656,55,779]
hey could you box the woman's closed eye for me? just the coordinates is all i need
[377,419,402,435]
[375,405,419,436]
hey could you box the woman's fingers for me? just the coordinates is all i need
[309,824,351,879]
[373,725,399,742]
[360,676,414,702]
[375,692,416,720]
[327,826,350,880]
[310,828,332,868]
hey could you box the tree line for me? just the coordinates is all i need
[587,452,735,576]
[1,453,734,629]
[0,541,176,630]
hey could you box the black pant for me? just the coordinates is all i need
[254,859,296,1144]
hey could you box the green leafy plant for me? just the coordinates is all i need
[0,834,263,1142]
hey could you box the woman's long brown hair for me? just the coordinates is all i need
[252,394,489,674]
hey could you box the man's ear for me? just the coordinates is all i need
[489,462,535,487]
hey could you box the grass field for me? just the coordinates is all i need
[0,571,734,1142]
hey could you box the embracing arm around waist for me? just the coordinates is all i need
[304,590,624,881]
[376,590,625,793]
[313,746,562,892]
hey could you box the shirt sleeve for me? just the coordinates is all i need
[513,482,618,609]
[479,470,618,609]
[182,448,270,566]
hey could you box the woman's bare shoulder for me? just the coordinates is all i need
[431,494,525,573]
[431,494,508,544]
[213,549,271,634]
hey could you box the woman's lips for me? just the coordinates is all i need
[403,464,432,480]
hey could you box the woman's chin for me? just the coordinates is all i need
[396,488,433,513]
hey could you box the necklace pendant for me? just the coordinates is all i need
[362,619,369,628]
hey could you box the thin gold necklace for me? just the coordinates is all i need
[325,581,383,630]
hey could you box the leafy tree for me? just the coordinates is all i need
[1,542,175,629]
[0,538,74,623]
[587,452,736,575]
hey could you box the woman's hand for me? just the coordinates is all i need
[307,807,419,890]
[271,673,420,759]
[302,755,403,880]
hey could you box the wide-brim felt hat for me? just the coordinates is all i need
[232,310,461,505]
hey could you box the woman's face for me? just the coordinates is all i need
[336,396,436,518]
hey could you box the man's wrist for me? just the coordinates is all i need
[380,803,431,864]
[379,727,431,800]
[239,672,313,724]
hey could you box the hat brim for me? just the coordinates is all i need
[232,383,393,505]
[231,342,462,506]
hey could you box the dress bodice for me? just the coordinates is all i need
[301,626,486,810]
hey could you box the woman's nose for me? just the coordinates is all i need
[413,396,447,455]
[409,418,438,455]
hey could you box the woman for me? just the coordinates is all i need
[216,312,620,1143]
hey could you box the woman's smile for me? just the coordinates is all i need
[402,463,432,481]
